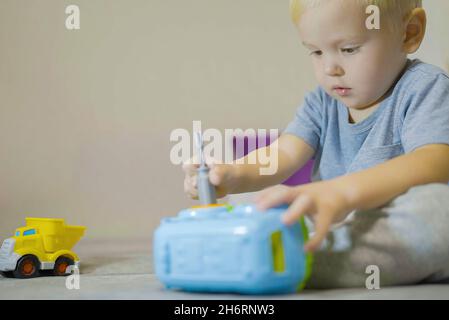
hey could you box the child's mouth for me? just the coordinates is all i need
[333,86,352,97]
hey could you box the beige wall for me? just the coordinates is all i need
[0,0,448,240]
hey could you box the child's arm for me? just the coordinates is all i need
[255,143,449,252]
[183,134,314,198]
[334,143,449,210]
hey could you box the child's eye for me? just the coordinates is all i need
[309,50,323,56]
[341,47,360,54]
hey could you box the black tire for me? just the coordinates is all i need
[0,271,15,278]
[13,255,40,279]
[53,256,74,276]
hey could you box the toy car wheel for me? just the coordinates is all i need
[0,271,15,278]
[13,255,40,279]
[53,256,74,276]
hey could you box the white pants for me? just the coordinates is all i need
[306,183,449,289]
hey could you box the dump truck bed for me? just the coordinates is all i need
[25,218,86,252]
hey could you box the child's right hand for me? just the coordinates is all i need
[182,157,240,200]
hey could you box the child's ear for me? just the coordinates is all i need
[402,8,427,54]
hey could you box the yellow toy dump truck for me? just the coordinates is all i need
[0,218,86,279]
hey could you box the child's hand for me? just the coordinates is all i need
[254,181,353,252]
[182,157,240,199]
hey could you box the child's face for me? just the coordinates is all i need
[297,0,408,110]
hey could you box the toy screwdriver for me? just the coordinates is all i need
[194,132,217,205]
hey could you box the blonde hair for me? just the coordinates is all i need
[289,0,422,31]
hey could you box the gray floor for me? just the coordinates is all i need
[1,238,449,300]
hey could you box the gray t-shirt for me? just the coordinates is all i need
[283,59,449,182]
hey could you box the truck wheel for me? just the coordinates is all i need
[13,255,40,279]
[53,256,74,276]
[0,271,14,278]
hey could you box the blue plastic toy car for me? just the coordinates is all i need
[153,203,312,294]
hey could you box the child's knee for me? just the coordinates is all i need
[387,183,449,226]
[307,184,449,289]
[393,183,449,208]
[409,183,449,198]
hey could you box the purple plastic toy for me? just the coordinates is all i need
[232,132,313,186]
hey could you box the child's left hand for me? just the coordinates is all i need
[254,180,354,252]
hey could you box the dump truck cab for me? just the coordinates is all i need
[0,218,86,278]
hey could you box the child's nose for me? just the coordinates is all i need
[324,61,345,77]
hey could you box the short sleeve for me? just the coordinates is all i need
[283,87,324,151]
[401,73,449,153]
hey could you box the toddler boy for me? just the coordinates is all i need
[184,0,449,288]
